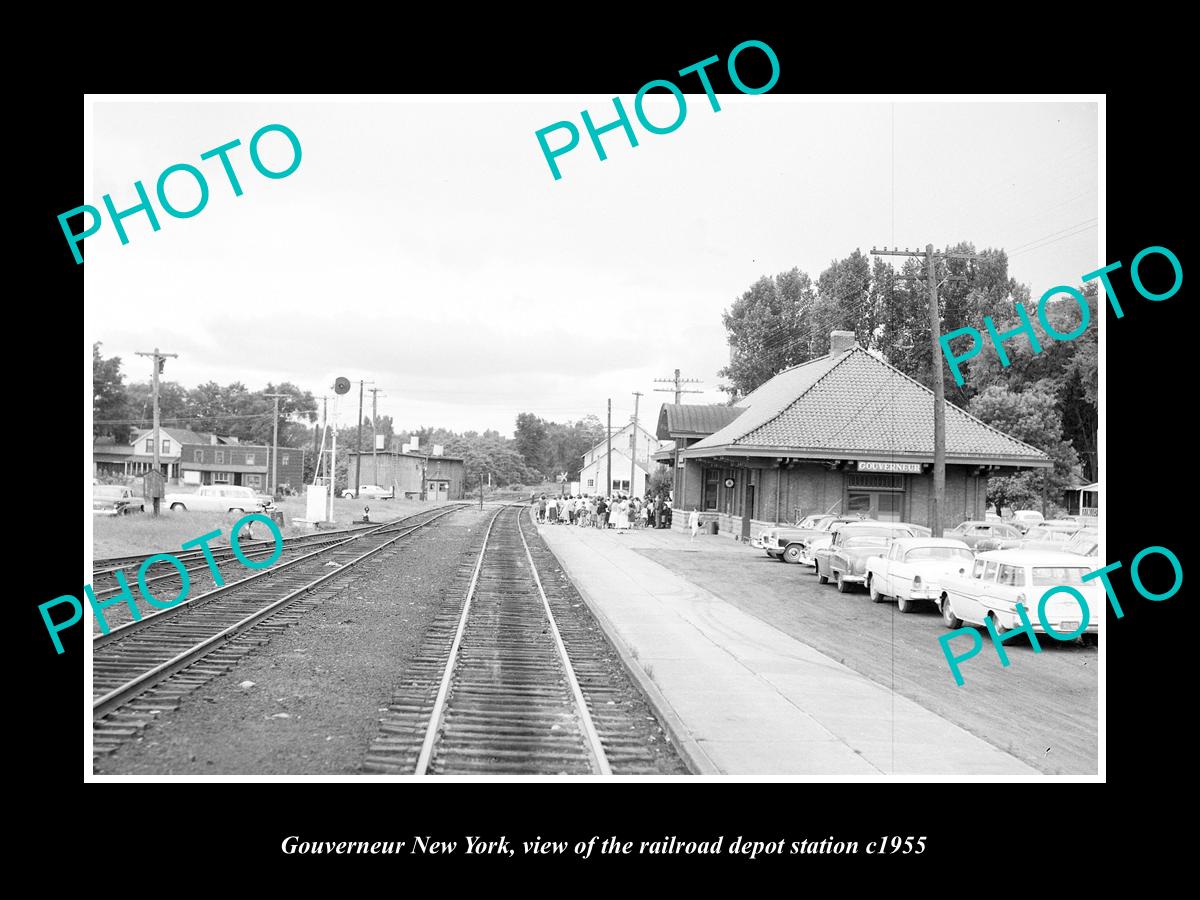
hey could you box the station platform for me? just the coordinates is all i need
[534,518,1038,777]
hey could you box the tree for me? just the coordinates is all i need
[968,380,1082,516]
[515,413,550,475]
[646,468,673,500]
[93,343,129,441]
[718,268,818,398]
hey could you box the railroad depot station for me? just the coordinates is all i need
[656,331,1051,541]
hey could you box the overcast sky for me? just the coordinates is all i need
[86,97,1098,435]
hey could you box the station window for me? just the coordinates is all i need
[703,469,720,511]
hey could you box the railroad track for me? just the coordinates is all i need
[89,520,398,613]
[92,504,465,758]
[363,506,688,775]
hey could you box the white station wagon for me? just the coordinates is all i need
[164,485,267,513]
[937,549,1101,638]
[865,537,974,613]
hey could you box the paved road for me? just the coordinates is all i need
[636,542,1098,775]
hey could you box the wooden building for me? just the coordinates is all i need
[346,449,466,501]
[658,331,1052,542]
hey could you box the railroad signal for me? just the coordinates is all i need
[334,376,351,395]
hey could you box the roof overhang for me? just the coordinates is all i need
[681,444,1052,469]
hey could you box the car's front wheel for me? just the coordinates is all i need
[941,595,963,629]
[897,595,915,614]
[783,544,803,564]
[229,507,244,514]
[835,571,852,593]
[869,577,885,602]
[170,503,187,511]
[342,491,355,499]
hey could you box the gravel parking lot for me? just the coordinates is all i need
[636,540,1098,775]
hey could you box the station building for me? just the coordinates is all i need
[346,449,466,501]
[657,331,1051,542]
[578,420,661,497]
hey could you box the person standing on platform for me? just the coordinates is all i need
[689,508,700,541]
[547,495,558,524]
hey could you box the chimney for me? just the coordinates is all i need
[830,331,857,354]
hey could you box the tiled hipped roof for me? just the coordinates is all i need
[656,404,744,439]
[690,348,1049,465]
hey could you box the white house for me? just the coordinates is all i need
[579,421,661,497]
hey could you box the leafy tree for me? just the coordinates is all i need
[92,343,129,441]
[646,468,673,500]
[515,413,550,475]
[718,268,818,397]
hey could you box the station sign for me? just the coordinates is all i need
[857,461,922,474]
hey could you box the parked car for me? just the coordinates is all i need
[342,484,395,500]
[1049,528,1099,558]
[946,520,1025,549]
[815,523,918,592]
[865,537,974,612]
[92,484,145,516]
[1011,510,1045,533]
[164,485,266,513]
[756,514,867,564]
[937,549,1101,637]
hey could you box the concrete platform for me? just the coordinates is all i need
[535,518,1039,777]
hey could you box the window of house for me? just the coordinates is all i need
[281,454,289,466]
[213,471,231,483]
[586,478,594,488]
[629,434,636,449]
[162,439,171,454]
[193,450,203,462]
[703,468,720,511]
[245,474,261,487]
[245,453,255,466]
[215,450,225,464]
[145,438,154,452]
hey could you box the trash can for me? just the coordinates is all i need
[706,521,719,535]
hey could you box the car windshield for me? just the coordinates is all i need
[843,536,889,549]
[905,547,974,562]
[797,516,825,528]
[1031,566,1092,586]
[94,486,125,499]
[1025,528,1070,542]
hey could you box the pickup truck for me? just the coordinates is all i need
[756,514,869,564]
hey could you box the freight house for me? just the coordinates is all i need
[658,331,1051,542]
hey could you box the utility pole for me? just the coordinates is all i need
[654,368,703,507]
[313,395,328,481]
[353,380,367,499]
[134,347,178,516]
[630,391,643,498]
[368,387,384,484]
[606,399,612,498]
[870,244,977,536]
[264,392,288,498]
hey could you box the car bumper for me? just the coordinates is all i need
[994,610,1100,634]
[839,573,867,584]
[92,509,120,516]
[906,589,942,600]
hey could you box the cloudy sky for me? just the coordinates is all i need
[85,97,1098,435]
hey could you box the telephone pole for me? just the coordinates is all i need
[134,347,178,515]
[630,391,643,497]
[870,243,977,536]
[606,399,613,499]
[654,369,703,504]
[368,387,384,484]
[264,392,289,497]
[353,380,373,498]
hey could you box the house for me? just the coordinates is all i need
[578,420,661,497]
[93,427,220,480]
[661,331,1052,542]
[180,442,306,492]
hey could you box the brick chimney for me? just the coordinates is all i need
[830,330,857,354]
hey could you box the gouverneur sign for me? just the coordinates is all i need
[857,461,922,474]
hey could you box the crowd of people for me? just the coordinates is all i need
[530,493,669,530]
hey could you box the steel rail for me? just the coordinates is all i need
[93,506,461,648]
[92,506,462,719]
[517,506,612,775]
[414,506,505,775]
